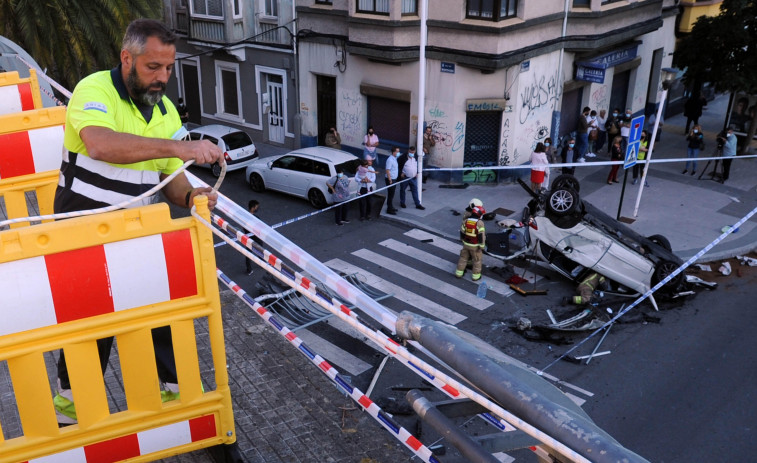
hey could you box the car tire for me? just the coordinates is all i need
[647,234,672,251]
[653,260,684,292]
[308,188,327,209]
[551,214,581,229]
[546,187,579,217]
[249,173,265,192]
[550,174,581,194]
[211,162,222,178]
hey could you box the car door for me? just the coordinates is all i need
[266,155,297,193]
[286,156,315,197]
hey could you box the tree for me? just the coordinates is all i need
[674,0,757,153]
[0,0,161,94]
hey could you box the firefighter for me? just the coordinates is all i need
[456,199,486,281]
[563,272,608,306]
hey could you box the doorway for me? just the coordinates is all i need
[266,74,285,144]
[317,75,336,146]
[610,70,630,113]
[180,60,201,125]
[463,111,501,183]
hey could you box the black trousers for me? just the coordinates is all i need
[722,158,733,181]
[385,177,396,211]
[57,326,177,389]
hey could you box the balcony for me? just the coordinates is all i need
[678,0,723,34]
[188,16,245,44]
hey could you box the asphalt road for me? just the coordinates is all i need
[178,165,757,462]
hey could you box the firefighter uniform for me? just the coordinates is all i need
[456,206,486,280]
[571,272,606,305]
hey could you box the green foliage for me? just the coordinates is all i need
[674,0,757,95]
[0,0,162,92]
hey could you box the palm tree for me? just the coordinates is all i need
[0,0,161,93]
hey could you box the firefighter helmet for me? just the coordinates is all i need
[471,205,485,217]
[469,198,483,209]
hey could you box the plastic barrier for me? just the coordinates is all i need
[0,197,235,463]
[0,106,66,228]
[0,69,43,115]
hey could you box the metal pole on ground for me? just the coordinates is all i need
[633,82,669,217]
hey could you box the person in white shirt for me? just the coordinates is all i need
[355,158,377,220]
[399,146,425,210]
[384,147,399,214]
[530,142,549,191]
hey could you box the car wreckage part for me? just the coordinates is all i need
[546,187,579,217]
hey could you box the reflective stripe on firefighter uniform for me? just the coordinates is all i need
[572,273,606,305]
[456,216,486,280]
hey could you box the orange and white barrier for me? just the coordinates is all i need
[0,69,43,115]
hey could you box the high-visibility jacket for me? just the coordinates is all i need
[461,217,485,247]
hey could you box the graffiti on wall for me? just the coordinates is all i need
[499,116,511,166]
[338,90,363,144]
[519,70,562,124]
[591,85,609,110]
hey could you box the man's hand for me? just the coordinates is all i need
[188,186,218,210]
[182,140,225,166]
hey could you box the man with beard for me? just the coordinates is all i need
[52,19,223,425]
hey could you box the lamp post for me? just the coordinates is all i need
[416,0,428,203]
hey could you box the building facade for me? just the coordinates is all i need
[296,0,679,182]
[163,0,300,148]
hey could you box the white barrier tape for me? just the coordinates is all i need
[425,153,757,172]
[12,54,73,99]
[540,203,757,374]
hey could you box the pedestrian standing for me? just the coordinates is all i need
[52,18,224,425]
[577,106,591,161]
[683,124,704,176]
[177,97,189,126]
[530,142,549,191]
[684,94,706,134]
[455,200,486,281]
[327,167,352,225]
[362,126,379,160]
[620,108,632,154]
[587,110,599,157]
[399,146,425,210]
[607,136,622,185]
[384,146,399,215]
[605,108,621,154]
[244,199,261,275]
[560,138,577,175]
[632,130,649,187]
[355,158,377,221]
[720,128,737,183]
[596,109,608,154]
[324,126,342,150]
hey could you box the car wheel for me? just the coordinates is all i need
[249,173,265,192]
[546,187,579,217]
[647,234,672,251]
[308,188,327,209]
[653,260,684,292]
[211,162,222,178]
[550,174,581,194]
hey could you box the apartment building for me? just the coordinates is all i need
[297,0,679,182]
[163,0,299,148]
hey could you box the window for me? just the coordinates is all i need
[315,0,332,4]
[357,0,389,14]
[573,0,590,7]
[191,0,223,17]
[264,0,278,17]
[215,62,241,118]
[466,0,517,21]
[402,0,417,14]
[232,0,242,17]
[313,161,330,177]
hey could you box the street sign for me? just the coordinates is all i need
[629,115,645,144]
[624,141,638,169]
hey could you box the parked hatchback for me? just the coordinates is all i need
[245,147,360,208]
[188,125,259,177]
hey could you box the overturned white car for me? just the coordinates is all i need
[487,175,684,306]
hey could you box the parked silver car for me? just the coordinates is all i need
[245,147,360,208]
[188,125,259,177]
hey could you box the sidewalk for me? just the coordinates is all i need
[385,93,757,263]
